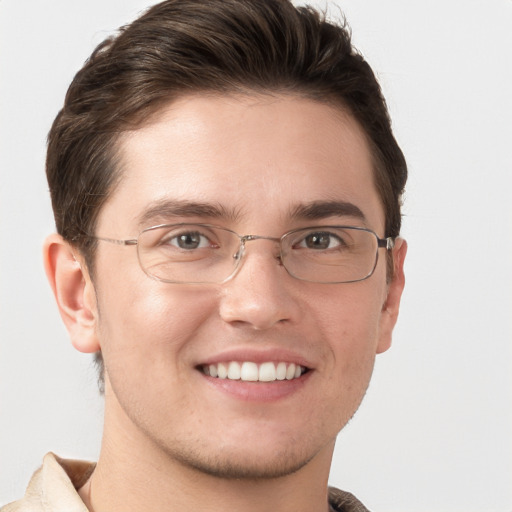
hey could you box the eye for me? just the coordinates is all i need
[298,231,345,250]
[166,230,212,250]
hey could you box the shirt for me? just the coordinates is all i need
[1,453,370,512]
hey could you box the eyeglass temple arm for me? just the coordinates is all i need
[91,236,138,246]
[378,237,395,250]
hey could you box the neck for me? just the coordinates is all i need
[81,453,333,512]
[79,389,335,512]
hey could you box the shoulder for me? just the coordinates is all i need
[328,486,371,512]
[1,453,94,512]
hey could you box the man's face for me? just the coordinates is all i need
[85,94,405,478]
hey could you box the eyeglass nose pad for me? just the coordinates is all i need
[233,240,246,262]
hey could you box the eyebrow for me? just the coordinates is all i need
[137,199,241,228]
[137,198,366,229]
[290,200,366,222]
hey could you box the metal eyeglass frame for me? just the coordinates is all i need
[88,223,395,284]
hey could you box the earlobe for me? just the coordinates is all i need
[376,237,407,354]
[43,233,100,353]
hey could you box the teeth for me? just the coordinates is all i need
[241,362,258,381]
[276,362,287,380]
[259,362,276,382]
[285,363,296,380]
[217,363,228,379]
[203,361,306,382]
[228,361,241,380]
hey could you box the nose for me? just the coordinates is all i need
[218,239,302,330]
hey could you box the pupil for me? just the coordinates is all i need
[306,233,329,249]
[178,232,200,249]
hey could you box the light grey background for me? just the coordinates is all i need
[1,1,511,511]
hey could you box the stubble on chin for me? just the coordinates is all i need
[158,437,322,481]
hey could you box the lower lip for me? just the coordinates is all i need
[201,371,312,402]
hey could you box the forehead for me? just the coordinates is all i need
[99,93,384,234]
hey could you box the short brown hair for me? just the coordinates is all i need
[46,0,407,386]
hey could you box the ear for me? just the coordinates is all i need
[376,237,407,354]
[43,233,100,353]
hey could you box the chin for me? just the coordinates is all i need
[167,445,318,480]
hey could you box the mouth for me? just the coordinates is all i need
[200,361,308,382]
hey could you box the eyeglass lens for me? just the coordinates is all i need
[135,224,381,284]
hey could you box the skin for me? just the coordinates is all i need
[44,93,406,512]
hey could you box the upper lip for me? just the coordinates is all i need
[197,348,315,370]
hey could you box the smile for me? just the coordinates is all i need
[202,361,307,382]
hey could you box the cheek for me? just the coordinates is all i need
[94,268,218,376]
[316,282,384,341]
[297,287,384,434]
[95,283,221,429]
[311,281,386,381]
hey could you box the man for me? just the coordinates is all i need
[2,1,407,511]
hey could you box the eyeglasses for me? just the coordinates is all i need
[91,223,394,284]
